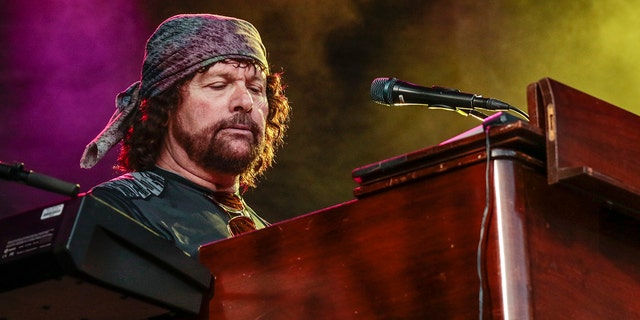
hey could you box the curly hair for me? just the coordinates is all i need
[116,63,290,188]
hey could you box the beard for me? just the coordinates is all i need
[172,113,264,175]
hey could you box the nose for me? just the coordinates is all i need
[230,85,254,113]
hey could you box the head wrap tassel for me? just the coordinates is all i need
[80,82,141,168]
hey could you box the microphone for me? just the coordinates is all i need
[370,77,516,113]
[0,161,80,197]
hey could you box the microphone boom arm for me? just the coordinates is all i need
[426,104,490,120]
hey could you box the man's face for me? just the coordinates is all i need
[169,61,269,175]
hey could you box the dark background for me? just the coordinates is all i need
[1,0,639,222]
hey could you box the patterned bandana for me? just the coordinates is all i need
[80,14,268,169]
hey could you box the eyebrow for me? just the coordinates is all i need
[202,65,266,82]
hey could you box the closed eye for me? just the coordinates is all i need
[206,82,228,90]
[248,85,264,94]
[247,77,265,94]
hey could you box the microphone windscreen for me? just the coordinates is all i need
[370,77,396,105]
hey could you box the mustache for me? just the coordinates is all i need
[213,113,261,137]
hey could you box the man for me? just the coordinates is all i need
[80,14,290,258]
